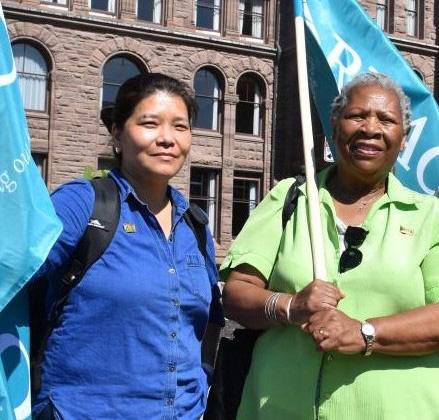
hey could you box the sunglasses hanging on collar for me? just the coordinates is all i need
[339,226,368,273]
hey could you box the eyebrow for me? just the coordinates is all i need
[346,106,399,115]
[138,113,158,119]
[138,114,189,123]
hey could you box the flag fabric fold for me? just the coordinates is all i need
[0,3,62,418]
[294,0,439,194]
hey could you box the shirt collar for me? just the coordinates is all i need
[297,165,421,207]
[108,168,189,217]
[385,172,422,206]
[297,166,333,204]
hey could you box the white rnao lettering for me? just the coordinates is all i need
[327,33,362,90]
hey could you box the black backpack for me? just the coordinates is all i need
[29,176,209,394]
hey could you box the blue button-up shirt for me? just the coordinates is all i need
[33,169,223,419]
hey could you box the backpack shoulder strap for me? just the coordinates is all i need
[76,177,121,273]
[51,176,121,322]
[281,175,306,231]
[31,176,121,394]
[183,203,208,262]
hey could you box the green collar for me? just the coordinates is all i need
[297,165,421,207]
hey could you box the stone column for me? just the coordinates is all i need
[72,0,89,14]
[219,93,238,250]
[224,0,240,38]
[262,100,272,193]
[119,0,136,20]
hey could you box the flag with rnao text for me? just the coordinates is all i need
[294,0,439,194]
[0,3,62,419]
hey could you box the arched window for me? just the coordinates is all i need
[194,68,222,130]
[236,74,264,136]
[102,55,142,108]
[12,42,49,112]
[413,68,424,82]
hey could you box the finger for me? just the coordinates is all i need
[319,297,338,308]
[311,326,330,343]
[320,303,337,312]
[308,308,337,323]
[315,286,342,302]
[316,338,333,352]
[314,281,345,301]
[300,322,309,332]
[312,331,325,344]
[306,293,338,311]
[335,288,345,301]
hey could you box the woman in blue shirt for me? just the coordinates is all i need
[33,74,223,419]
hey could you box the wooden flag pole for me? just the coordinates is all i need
[294,0,328,281]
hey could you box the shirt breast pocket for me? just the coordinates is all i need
[186,254,211,305]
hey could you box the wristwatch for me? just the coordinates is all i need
[360,321,376,356]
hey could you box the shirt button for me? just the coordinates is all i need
[172,299,180,306]
[327,354,333,361]
[168,268,176,274]
[170,331,177,338]
[169,362,176,372]
[166,398,174,406]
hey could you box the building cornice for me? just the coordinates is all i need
[3,4,277,59]
[389,35,439,55]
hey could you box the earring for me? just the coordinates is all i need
[114,146,121,154]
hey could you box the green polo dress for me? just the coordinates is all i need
[220,167,439,420]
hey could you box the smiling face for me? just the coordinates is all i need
[114,91,192,184]
[332,84,405,185]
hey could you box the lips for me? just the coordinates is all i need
[152,153,177,159]
[351,141,383,158]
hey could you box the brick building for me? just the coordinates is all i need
[3,0,438,260]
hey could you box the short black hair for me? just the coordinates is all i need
[107,73,197,131]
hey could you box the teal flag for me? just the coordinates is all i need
[0,3,62,418]
[294,0,439,194]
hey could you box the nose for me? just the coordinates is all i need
[156,124,175,147]
[360,117,382,137]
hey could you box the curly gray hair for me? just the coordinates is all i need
[330,72,412,134]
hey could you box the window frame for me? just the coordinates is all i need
[89,0,116,14]
[32,152,48,183]
[239,0,264,38]
[405,0,423,38]
[236,74,265,137]
[413,68,425,83]
[136,0,162,23]
[190,167,220,238]
[42,0,68,5]
[232,173,261,238]
[101,55,143,109]
[12,41,50,113]
[376,0,388,31]
[193,67,222,132]
[195,0,221,32]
